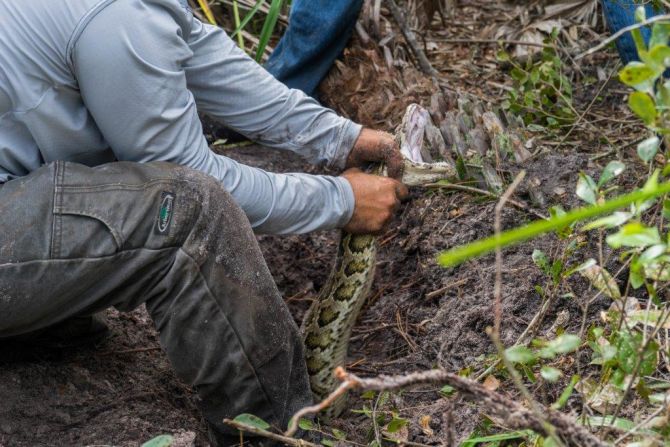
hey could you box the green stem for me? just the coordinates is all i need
[438,182,670,267]
[232,0,245,50]
[231,0,265,39]
[255,0,283,62]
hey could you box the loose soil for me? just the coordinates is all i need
[0,1,650,446]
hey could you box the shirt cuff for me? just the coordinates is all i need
[327,119,363,170]
[333,175,356,228]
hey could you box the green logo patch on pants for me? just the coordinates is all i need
[156,191,175,235]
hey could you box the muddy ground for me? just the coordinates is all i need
[0,1,650,446]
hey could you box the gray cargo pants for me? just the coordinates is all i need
[0,161,312,445]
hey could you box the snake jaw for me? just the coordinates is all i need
[394,103,458,186]
[398,104,429,163]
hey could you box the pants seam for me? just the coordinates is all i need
[0,246,183,269]
[50,161,64,259]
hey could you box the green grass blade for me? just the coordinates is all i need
[232,1,245,49]
[438,182,670,268]
[231,0,265,39]
[255,0,284,62]
[552,374,579,410]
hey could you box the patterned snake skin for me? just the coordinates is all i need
[301,104,457,417]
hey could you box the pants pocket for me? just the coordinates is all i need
[51,161,198,260]
[52,210,122,259]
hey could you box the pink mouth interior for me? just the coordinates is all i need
[400,107,429,164]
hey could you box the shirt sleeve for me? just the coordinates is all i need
[184,17,362,170]
[70,0,355,234]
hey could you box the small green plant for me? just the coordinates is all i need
[498,30,576,129]
[351,391,409,446]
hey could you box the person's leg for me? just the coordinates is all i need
[601,0,663,64]
[0,161,312,445]
[265,0,364,98]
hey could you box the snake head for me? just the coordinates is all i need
[395,104,457,186]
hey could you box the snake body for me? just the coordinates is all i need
[301,104,456,417]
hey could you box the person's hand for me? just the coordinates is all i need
[345,128,405,180]
[341,168,409,234]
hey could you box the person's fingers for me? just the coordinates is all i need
[347,129,405,180]
[341,170,411,234]
[384,146,405,180]
[394,181,409,201]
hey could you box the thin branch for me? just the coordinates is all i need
[577,14,670,60]
[285,380,356,437]
[489,171,566,447]
[223,419,318,447]
[385,0,438,77]
[425,182,548,220]
[285,367,608,447]
[433,38,553,49]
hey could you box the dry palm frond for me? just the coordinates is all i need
[495,0,600,59]
[542,0,600,26]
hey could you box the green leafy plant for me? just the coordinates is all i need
[498,30,576,129]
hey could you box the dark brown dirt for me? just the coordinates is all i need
[0,309,204,447]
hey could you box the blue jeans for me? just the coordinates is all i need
[601,0,664,63]
[265,0,363,98]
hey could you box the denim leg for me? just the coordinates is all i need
[601,0,663,64]
[265,0,364,98]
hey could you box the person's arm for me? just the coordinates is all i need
[71,0,355,234]
[182,12,407,178]
[183,15,362,170]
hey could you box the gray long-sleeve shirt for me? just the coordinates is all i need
[0,0,362,234]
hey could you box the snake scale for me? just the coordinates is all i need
[301,104,457,417]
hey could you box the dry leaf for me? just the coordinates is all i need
[419,415,434,436]
[579,263,621,300]
[483,375,501,391]
[576,379,623,415]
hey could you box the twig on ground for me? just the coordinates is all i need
[223,419,318,447]
[99,347,162,356]
[284,367,608,447]
[425,278,468,299]
[385,0,438,77]
[425,182,548,220]
[433,38,553,48]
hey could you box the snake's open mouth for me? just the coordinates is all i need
[394,104,456,186]
[398,104,452,166]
